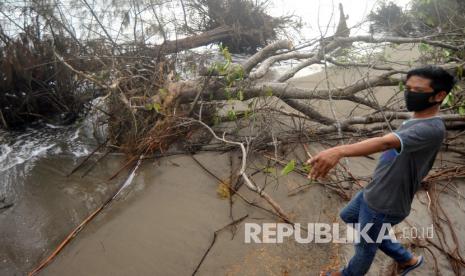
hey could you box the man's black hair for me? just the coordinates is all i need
[406,65,457,93]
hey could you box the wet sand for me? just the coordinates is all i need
[41,146,364,275]
[40,150,465,276]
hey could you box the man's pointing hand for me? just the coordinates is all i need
[306,148,343,180]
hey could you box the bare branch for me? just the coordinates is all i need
[335,35,464,51]
[242,40,293,74]
[249,51,315,80]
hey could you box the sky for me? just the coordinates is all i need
[269,0,411,39]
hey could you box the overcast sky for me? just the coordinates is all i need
[269,0,411,39]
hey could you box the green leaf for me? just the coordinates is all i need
[443,50,450,58]
[398,81,404,91]
[223,59,231,71]
[217,62,227,75]
[235,65,244,80]
[238,90,244,101]
[221,46,232,62]
[418,42,430,53]
[224,87,232,100]
[153,102,161,112]
[207,66,215,75]
[441,93,454,107]
[227,109,237,121]
[302,163,311,173]
[425,17,435,26]
[265,87,273,97]
[158,88,168,96]
[281,160,296,176]
[145,103,153,110]
[459,106,465,115]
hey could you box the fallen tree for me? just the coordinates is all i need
[3,1,464,275]
[80,3,465,157]
[0,0,295,128]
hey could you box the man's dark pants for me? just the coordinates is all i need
[339,190,413,275]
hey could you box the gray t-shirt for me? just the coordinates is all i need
[363,116,446,217]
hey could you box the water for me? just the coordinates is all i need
[0,105,128,275]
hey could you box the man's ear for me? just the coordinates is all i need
[434,91,448,103]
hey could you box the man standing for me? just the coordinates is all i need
[308,66,456,276]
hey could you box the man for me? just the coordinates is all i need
[308,65,456,276]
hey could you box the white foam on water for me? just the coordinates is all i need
[0,137,57,172]
[70,146,90,158]
[0,144,13,164]
[70,128,80,142]
[45,123,66,129]
[0,122,95,172]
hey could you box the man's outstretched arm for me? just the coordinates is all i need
[306,133,401,180]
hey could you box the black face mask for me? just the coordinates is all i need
[403,89,441,112]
